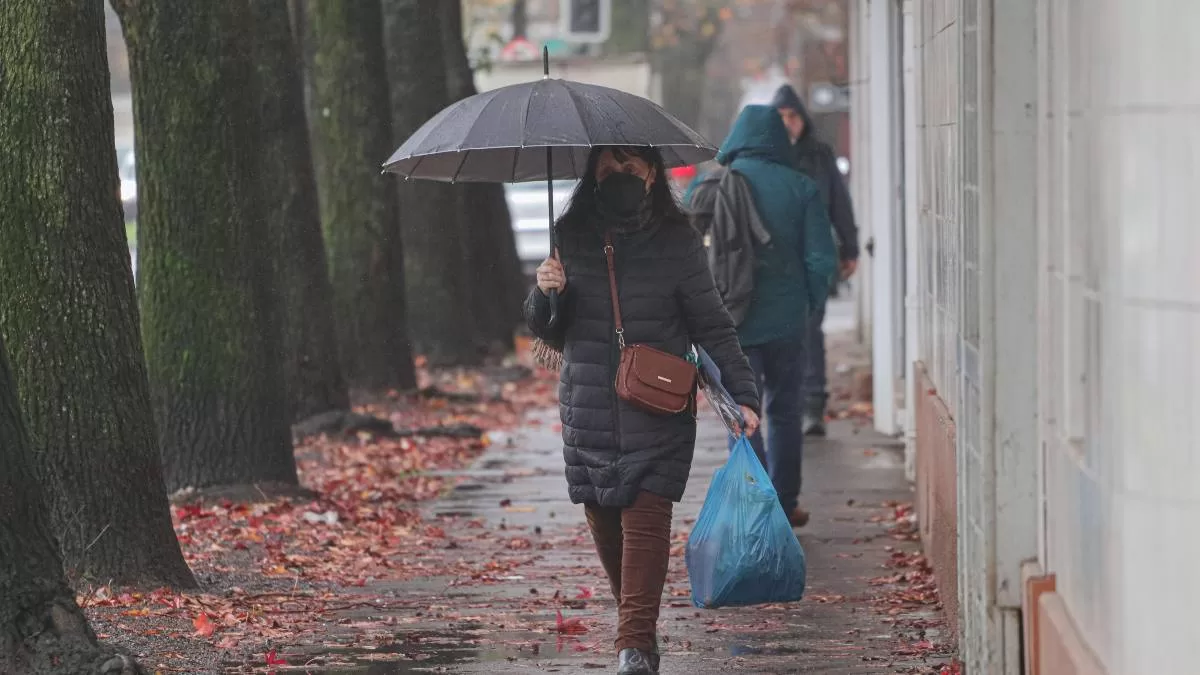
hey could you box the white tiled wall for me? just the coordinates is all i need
[1038,0,1200,673]
[913,0,999,668]
[916,0,961,413]
[880,0,1198,669]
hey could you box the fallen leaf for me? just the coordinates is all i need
[265,649,288,666]
[555,609,588,635]
[193,613,216,637]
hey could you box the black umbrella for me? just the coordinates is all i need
[383,48,717,324]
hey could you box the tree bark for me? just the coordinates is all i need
[114,0,298,492]
[383,0,482,367]
[250,0,350,421]
[305,0,418,391]
[0,0,194,589]
[607,0,651,54]
[439,0,523,354]
[0,335,143,674]
[651,5,724,130]
[657,46,716,130]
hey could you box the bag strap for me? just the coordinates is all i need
[603,232,626,349]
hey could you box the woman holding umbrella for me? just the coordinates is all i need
[385,49,758,672]
[527,145,761,674]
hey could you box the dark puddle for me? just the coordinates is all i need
[729,643,805,657]
[434,509,478,518]
[236,629,589,673]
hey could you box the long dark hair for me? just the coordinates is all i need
[557,146,688,229]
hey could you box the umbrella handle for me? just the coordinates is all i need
[543,104,559,328]
[547,289,559,327]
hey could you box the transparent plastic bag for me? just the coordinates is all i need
[685,436,807,608]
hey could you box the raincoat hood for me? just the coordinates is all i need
[716,105,793,167]
[770,84,816,141]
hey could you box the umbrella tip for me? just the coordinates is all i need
[542,45,550,79]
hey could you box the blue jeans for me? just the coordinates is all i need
[802,301,828,412]
[727,333,805,513]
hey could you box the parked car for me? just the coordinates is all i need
[505,180,576,277]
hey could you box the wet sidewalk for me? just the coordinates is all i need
[296,334,953,674]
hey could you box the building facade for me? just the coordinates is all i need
[850,1,1200,673]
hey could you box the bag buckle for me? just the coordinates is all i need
[615,328,626,350]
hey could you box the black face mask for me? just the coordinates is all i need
[595,172,648,219]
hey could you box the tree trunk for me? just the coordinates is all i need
[114,0,298,492]
[652,5,723,130]
[251,0,349,421]
[0,0,194,589]
[440,0,523,354]
[383,0,482,367]
[305,0,417,391]
[658,47,713,129]
[607,0,650,54]
[0,334,143,674]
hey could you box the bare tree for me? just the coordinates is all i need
[384,0,482,367]
[441,0,524,354]
[114,0,299,493]
[251,0,350,420]
[305,0,419,390]
[0,0,194,587]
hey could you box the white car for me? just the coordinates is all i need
[505,180,577,275]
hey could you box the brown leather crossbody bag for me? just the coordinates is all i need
[604,233,698,416]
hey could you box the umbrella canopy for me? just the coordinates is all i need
[382,78,717,183]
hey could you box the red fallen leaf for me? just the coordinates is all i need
[265,649,288,665]
[193,613,216,637]
[555,610,588,635]
[575,586,593,599]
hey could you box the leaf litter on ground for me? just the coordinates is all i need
[80,363,560,672]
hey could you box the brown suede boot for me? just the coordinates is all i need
[788,507,810,528]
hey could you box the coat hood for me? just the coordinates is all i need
[716,104,793,167]
[770,84,816,141]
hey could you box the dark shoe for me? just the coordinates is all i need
[802,411,826,437]
[617,647,657,674]
[788,507,810,528]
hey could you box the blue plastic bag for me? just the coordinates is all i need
[685,436,807,608]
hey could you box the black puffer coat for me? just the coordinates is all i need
[524,215,760,508]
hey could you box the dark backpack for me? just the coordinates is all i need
[686,167,772,326]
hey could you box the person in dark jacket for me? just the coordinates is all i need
[771,84,860,436]
[709,105,838,528]
[525,145,761,675]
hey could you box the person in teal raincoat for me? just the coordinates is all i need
[688,104,837,527]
